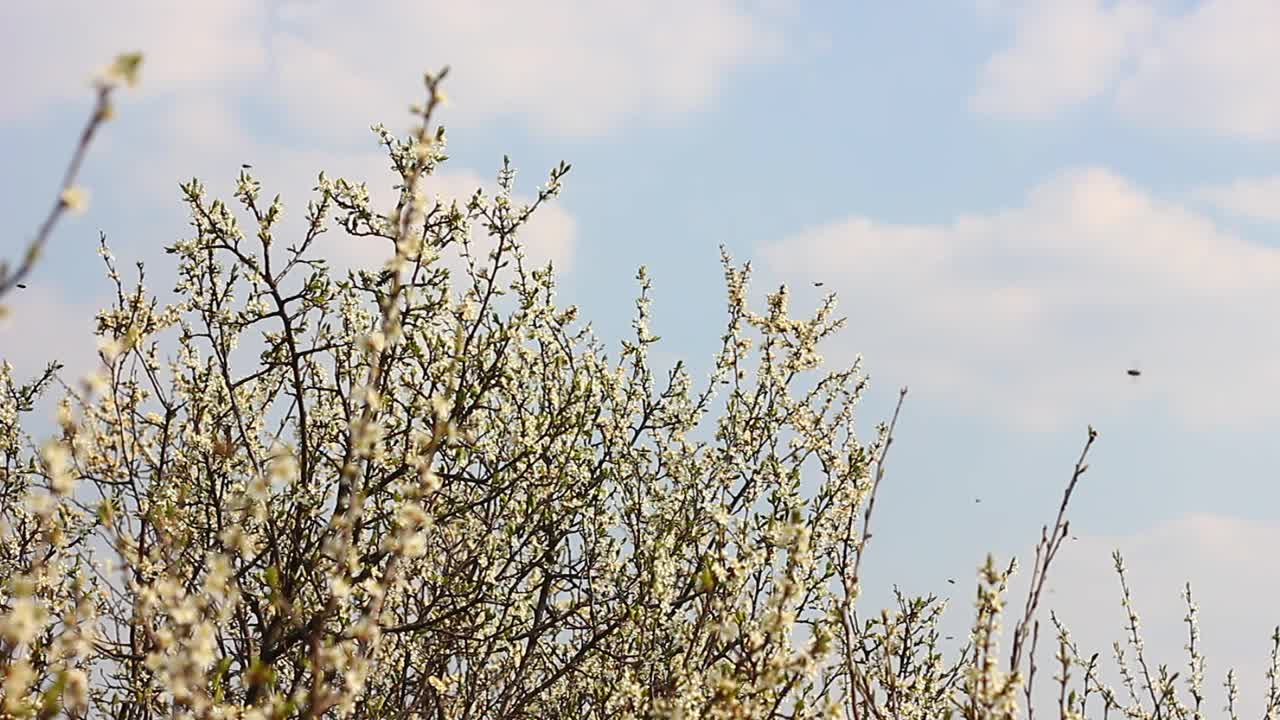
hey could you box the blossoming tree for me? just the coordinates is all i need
[3,59,1278,720]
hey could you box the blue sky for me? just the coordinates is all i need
[6,1,1280,711]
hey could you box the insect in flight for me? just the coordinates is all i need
[1127,361,1142,382]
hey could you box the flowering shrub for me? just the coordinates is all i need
[3,60,1279,720]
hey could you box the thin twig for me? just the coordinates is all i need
[851,385,908,584]
[1,54,140,298]
[1011,424,1098,716]
[845,385,908,720]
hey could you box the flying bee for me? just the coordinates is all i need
[813,281,825,288]
[1127,360,1142,382]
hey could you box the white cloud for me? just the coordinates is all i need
[2,0,771,311]
[974,0,1280,141]
[1022,513,1280,718]
[96,100,577,285]
[0,285,104,388]
[865,508,1280,717]
[1196,176,1280,224]
[2,1,776,138]
[267,0,778,139]
[1116,0,1280,141]
[759,167,1280,429]
[0,2,266,123]
[972,0,1154,117]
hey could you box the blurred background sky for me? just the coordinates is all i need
[5,1,1280,713]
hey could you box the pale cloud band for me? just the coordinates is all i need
[760,167,1280,429]
[1196,176,1280,224]
[974,0,1280,141]
[1008,513,1280,718]
[3,1,779,137]
[2,0,773,376]
[2,0,780,417]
